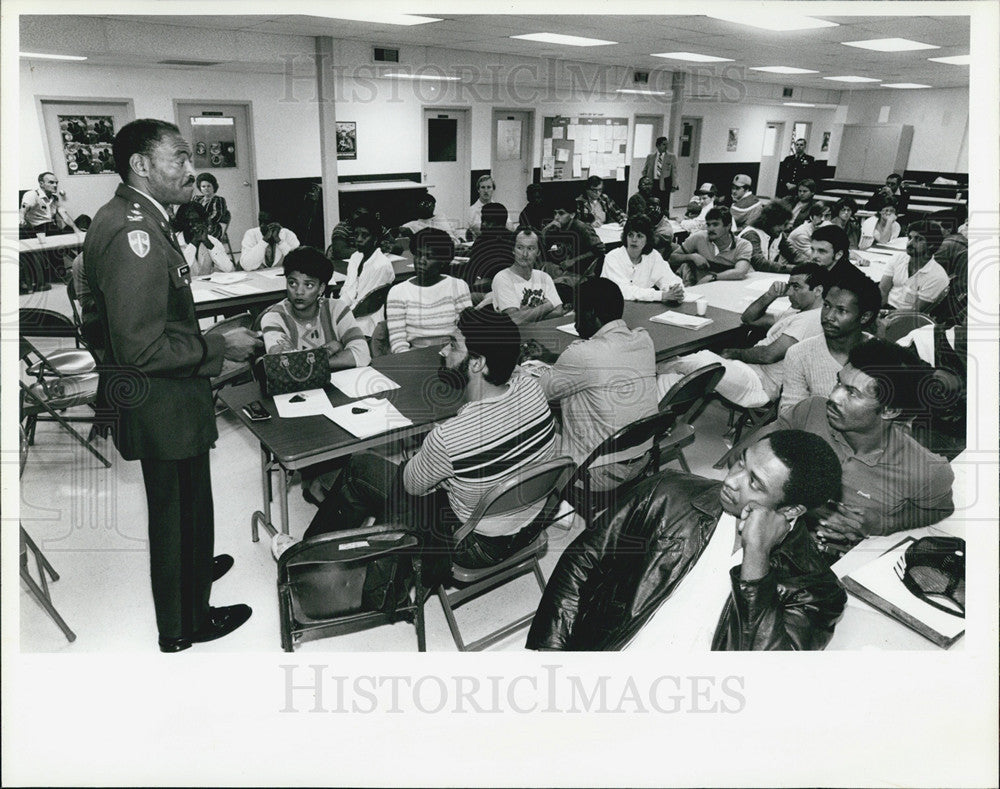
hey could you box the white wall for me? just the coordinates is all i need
[836,86,968,173]
[19,59,322,218]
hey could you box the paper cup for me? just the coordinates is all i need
[695,298,708,316]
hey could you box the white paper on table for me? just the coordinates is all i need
[210,282,263,297]
[556,323,579,336]
[326,398,413,438]
[845,537,965,640]
[273,388,337,419]
[256,267,285,279]
[681,292,702,304]
[745,278,779,294]
[329,367,401,398]
[209,272,247,284]
[649,311,713,329]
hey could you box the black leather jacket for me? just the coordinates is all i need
[527,471,846,651]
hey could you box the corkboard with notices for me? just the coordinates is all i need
[541,116,629,182]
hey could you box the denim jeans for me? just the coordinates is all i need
[305,452,546,586]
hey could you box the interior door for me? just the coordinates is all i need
[675,117,702,211]
[422,108,470,231]
[630,114,662,199]
[175,102,256,251]
[491,109,532,219]
[759,121,785,199]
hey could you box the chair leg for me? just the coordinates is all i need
[676,449,691,474]
[278,586,294,652]
[20,388,111,468]
[437,586,467,651]
[20,528,76,643]
[532,559,547,592]
[21,528,59,582]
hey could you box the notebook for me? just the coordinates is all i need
[649,311,713,329]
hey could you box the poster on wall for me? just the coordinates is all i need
[727,128,739,152]
[822,131,831,152]
[337,121,357,160]
[58,115,117,175]
[190,116,237,168]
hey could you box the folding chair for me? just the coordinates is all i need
[717,397,780,448]
[19,428,76,642]
[562,410,679,527]
[20,310,110,467]
[352,283,394,322]
[202,312,256,408]
[880,310,936,343]
[277,523,425,652]
[436,456,576,651]
[656,362,725,472]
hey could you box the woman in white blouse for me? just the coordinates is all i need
[340,215,396,336]
[859,200,901,249]
[173,201,233,276]
[601,213,684,302]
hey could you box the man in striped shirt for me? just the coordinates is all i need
[293,308,558,580]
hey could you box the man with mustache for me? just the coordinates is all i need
[84,119,260,652]
[295,308,557,583]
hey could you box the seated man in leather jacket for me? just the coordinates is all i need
[526,429,847,651]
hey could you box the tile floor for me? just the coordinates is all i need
[18,284,736,653]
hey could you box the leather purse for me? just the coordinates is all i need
[260,348,331,396]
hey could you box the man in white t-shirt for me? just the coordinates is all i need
[879,220,950,313]
[490,228,569,324]
[656,264,825,407]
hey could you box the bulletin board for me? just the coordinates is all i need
[541,116,629,182]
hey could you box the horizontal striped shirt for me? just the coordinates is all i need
[260,297,370,367]
[386,276,473,353]
[403,376,558,537]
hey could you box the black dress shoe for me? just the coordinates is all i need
[158,636,192,653]
[212,553,235,582]
[191,604,253,644]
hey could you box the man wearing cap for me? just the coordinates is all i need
[642,136,679,208]
[730,174,762,230]
[679,183,718,234]
[777,138,816,199]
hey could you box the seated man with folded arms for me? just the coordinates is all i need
[172,202,233,276]
[656,264,825,407]
[280,309,558,582]
[756,338,954,557]
[340,212,396,338]
[780,266,879,413]
[627,176,656,217]
[786,202,831,264]
[490,228,569,324]
[400,192,463,246]
[260,246,370,370]
[531,277,659,493]
[879,219,950,313]
[739,201,794,274]
[540,195,606,285]
[526,429,846,651]
[385,228,472,353]
[240,211,300,270]
[575,175,627,229]
[464,202,514,299]
[601,213,684,303]
[670,206,753,285]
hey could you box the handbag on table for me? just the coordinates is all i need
[259,348,331,396]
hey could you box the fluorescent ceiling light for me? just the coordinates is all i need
[842,38,939,52]
[823,75,881,83]
[20,51,87,61]
[510,33,616,47]
[928,55,971,66]
[705,14,838,31]
[315,12,441,25]
[616,89,668,96]
[383,72,461,81]
[749,66,818,75]
[882,83,932,89]
[784,102,816,107]
[651,51,733,63]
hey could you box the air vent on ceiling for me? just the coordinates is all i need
[158,59,222,67]
[633,70,649,84]
[373,47,400,63]
[782,86,794,97]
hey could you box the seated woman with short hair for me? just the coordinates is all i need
[385,228,472,353]
[340,213,396,337]
[601,213,683,302]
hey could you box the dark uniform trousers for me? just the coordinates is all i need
[85,184,226,641]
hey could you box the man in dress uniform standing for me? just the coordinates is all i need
[84,119,260,652]
[777,138,816,199]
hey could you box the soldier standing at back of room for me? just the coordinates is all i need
[84,119,261,652]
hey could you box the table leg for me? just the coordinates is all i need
[277,465,290,536]
[252,444,275,542]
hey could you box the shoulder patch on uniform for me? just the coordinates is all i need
[127,230,151,258]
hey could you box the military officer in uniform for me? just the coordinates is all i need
[84,119,261,652]
[777,138,817,199]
